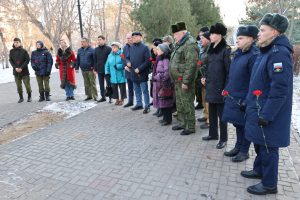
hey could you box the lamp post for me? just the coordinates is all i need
[77,0,84,38]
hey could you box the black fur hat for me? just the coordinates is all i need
[236,25,259,39]
[210,23,227,36]
[171,25,178,33]
[260,13,289,33]
[171,22,187,33]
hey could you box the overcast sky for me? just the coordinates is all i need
[214,0,247,26]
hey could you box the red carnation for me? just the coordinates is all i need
[178,76,183,81]
[120,54,125,59]
[197,60,203,66]
[152,61,156,65]
[222,90,229,97]
[149,57,154,61]
[253,90,263,97]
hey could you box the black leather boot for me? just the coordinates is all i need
[45,92,51,101]
[27,92,32,102]
[18,93,24,103]
[39,92,45,102]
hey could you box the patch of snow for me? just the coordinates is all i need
[0,61,58,84]
[42,101,97,118]
[292,76,300,136]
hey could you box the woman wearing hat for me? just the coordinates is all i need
[151,38,163,117]
[202,23,231,149]
[222,25,259,162]
[105,42,127,105]
[241,13,293,195]
[153,43,174,125]
[55,39,77,101]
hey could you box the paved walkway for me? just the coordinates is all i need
[0,72,299,200]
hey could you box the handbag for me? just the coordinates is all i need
[105,85,113,97]
[158,85,173,100]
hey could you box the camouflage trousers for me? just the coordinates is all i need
[36,75,50,93]
[175,81,195,131]
[15,75,32,94]
[82,71,98,99]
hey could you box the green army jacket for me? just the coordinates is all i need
[170,32,199,85]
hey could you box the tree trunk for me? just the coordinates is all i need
[115,0,123,41]
[0,31,9,68]
[102,0,107,39]
[287,5,296,40]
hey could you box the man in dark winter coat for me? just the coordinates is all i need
[94,35,112,102]
[241,13,293,195]
[76,37,98,101]
[31,40,53,101]
[222,25,259,162]
[128,32,151,114]
[202,23,231,149]
[9,38,32,103]
[123,32,134,107]
[170,22,199,135]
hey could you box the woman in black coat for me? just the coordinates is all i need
[202,23,231,149]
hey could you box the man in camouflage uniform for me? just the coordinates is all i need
[170,22,199,135]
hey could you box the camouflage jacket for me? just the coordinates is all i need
[170,32,199,85]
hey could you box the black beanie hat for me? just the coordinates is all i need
[200,26,209,33]
[236,25,259,39]
[260,13,289,33]
[13,38,21,42]
[210,23,227,36]
[152,38,163,47]
[132,31,143,36]
[202,31,211,41]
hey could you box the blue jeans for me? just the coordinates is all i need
[65,82,74,97]
[133,81,150,108]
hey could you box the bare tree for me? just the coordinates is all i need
[20,0,79,51]
[114,0,123,41]
[0,28,9,68]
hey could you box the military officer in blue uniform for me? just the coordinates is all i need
[222,25,259,162]
[241,13,293,195]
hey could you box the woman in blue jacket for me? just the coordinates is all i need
[241,13,293,195]
[105,42,127,105]
[222,25,259,162]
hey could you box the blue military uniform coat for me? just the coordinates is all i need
[222,44,259,125]
[245,35,293,148]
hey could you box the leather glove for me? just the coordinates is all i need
[258,117,269,127]
[105,74,111,82]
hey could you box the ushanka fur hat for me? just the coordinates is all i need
[171,22,187,33]
[260,13,289,33]
[210,23,227,36]
[237,25,259,39]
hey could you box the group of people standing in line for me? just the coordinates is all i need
[8,12,293,196]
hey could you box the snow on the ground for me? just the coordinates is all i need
[42,101,97,118]
[0,62,58,84]
[292,76,300,134]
